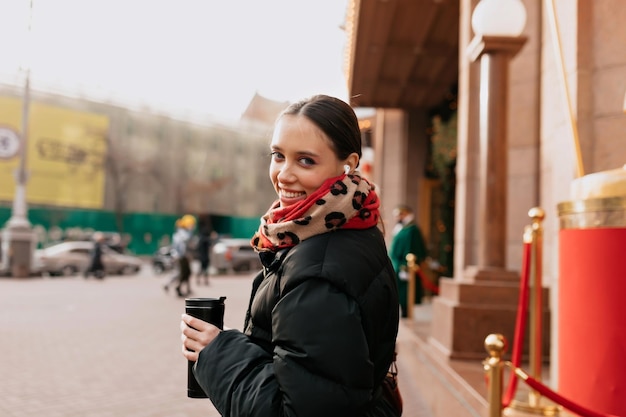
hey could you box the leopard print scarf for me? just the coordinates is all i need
[251,171,380,252]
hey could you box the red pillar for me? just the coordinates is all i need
[558,227,626,415]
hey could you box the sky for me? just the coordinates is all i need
[0,0,351,122]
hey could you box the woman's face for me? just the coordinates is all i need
[269,115,346,208]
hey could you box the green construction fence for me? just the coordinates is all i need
[0,206,260,255]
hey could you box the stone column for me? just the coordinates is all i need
[429,33,536,359]
[471,35,527,269]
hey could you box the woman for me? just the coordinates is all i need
[181,95,400,416]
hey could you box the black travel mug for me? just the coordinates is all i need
[185,297,226,398]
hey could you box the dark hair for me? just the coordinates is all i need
[280,95,362,163]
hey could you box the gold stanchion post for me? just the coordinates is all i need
[509,207,560,416]
[484,333,506,417]
[406,253,417,320]
[529,207,544,406]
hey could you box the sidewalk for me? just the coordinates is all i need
[401,300,572,417]
[0,268,228,417]
[396,301,488,417]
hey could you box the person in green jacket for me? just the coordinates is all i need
[389,204,427,318]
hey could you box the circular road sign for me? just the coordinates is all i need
[0,127,20,159]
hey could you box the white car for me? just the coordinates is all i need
[34,241,143,277]
[210,238,262,274]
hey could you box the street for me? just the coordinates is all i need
[0,264,251,417]
[0,263,432,417]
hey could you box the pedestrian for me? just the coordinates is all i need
[180,94,401,416]
[163,219,182,292]
[84,232,105,279]
[163,215,196,297]
[389,204,428,318]
[194,227,213,286]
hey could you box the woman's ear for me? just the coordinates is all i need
[344,153,359,173]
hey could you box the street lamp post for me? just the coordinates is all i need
[6,70,32,232]
[1,1,37,278]
[467,0,527,269]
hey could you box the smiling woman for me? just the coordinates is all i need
[0,0,350,121]
[180,94,401,416]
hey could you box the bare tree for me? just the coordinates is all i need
[104,133,162,232]
[180,177,233,214]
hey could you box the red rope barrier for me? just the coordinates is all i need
[485,228,625,416]
[502,240,532,407]
[520,373,622,417]
[416,268,439,295]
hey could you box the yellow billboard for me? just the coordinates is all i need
[0,96,109,208]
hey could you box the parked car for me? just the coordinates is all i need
[151,245,177,275]
[34,241,143,277]
[210,238,261,274]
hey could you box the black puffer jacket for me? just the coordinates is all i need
[194,226,400,417]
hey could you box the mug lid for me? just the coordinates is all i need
[185,297,226,306]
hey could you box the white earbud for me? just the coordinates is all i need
[344,165,351,174]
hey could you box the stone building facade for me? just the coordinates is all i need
[345,0,626,393]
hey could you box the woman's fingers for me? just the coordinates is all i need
[182,340,200,361]
[181,313,206,331]
[182,330,208,354]
[180,314,221,360]
[182,343,198,361]
[181,316,218,344]
[181,325,202,362]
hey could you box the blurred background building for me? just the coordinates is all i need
[0,83,279,255]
